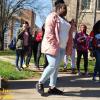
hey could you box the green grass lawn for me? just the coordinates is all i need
[0,49,15,56]
[0,50,96,80]
[39,55,95,73]
[0,60,40,80]
[60,57,95,73]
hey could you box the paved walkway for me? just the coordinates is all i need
[0,56,42,71]
[0,56,100,100]
[7,74,100,100]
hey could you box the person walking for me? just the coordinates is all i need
[36,0,76,96]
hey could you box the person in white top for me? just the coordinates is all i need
[64,32,76,74]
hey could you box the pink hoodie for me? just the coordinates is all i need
[41,12,73,56]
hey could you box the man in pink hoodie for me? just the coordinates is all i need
[36,0,76,96]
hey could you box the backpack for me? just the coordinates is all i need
[94,34,100,48]
[8,37,16,50]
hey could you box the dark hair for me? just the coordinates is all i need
[23,21,29,26]
[93,20,100,34]
[42,24,45,33]
[55,3,66,11]
[55,0,65,6]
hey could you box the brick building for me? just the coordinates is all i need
[52,0,100,33]
[5,9,36,49]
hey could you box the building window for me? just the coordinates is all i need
[81,0,91,10]
[97,0,100,10]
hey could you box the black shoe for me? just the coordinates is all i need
[71,68,76,74]
[48,87,64,95]
[36,82,44,96]
[16,67,22,71]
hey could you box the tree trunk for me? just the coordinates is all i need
[0,27,6,51]
[0,33,4,50]
[0,36,4,50]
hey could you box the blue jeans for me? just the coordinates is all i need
[16,49,24,68]
[39,48,65,87]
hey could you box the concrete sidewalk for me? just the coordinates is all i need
[0,56,100,100]
[8,74,100,100]
[0,56,43,71]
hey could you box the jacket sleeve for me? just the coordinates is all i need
[66,30,73,56]
[45,13,60,46]
[17,29,24,39]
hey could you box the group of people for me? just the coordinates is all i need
[14,0,100,96]
[64,21,100,80]
[15,21,44,71]
[64,24,89,75]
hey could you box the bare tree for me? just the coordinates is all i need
[0,0,51,50]
[0,0,28,50]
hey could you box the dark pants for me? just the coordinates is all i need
[77,50,88,73]
[22,46,32,67]
[25,46,32,66]
[32,41,41,68]
[93,49,100,78]
[16,49,24,68]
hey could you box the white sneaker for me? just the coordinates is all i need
[23,64,27,68]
